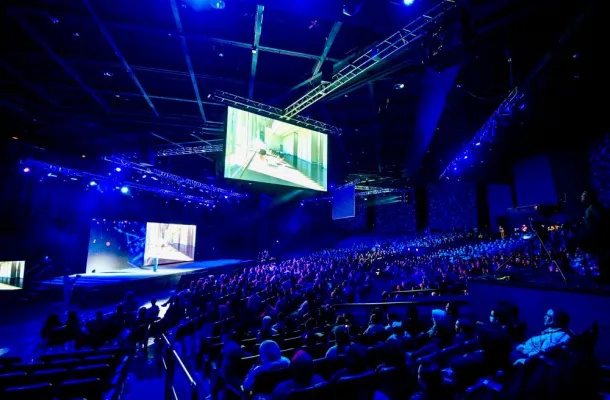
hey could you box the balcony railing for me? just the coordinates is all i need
[159,334,199,400]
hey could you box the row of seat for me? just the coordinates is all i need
[0,347,130,400]
[2,377,104,400]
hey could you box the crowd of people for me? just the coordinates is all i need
[31,228,603,399]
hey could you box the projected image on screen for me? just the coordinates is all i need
[144,223,196,266]
[224,107,328,191]
[0,261,25,290]
[86,219,147,273]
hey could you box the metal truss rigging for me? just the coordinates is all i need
[23,159,215,205]
[156,144,223,157]
[103,156,245,198]
[213,91,342,136]
[439,6,591,180]
[283,0,457,118]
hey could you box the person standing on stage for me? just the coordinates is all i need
[63,270,81,309]
[499,226,505,240]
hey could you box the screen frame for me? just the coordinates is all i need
[222,105,328,192]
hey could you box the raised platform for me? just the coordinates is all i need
[37,259,253,308]
[469,276,610,363]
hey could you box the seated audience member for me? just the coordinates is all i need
[244,340,291,391]
[86,310,107,346]
[514,309,573,362]
[404,306,425,336]
[376,341,411,399]
[273,312,287,335]
[330,344,370,382]
[41,313,62,344]
[271,350,325,400]
[387,321,410,343]
[453,318,475,344]
[123,291,139,314]
[326,326,351,359]
[410,363,450,400]
[385,312,400,331]
[364,312,386,337]
[146,298,160,319]
[410,309,453,359]
[258,316,278,343]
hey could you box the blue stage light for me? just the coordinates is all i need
[120,186,129,194]
[115,167,121,172]
[23,167,30,173]
[403,0,414,5]
[90,181,97,186]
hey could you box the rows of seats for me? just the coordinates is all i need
[0,347,130,400]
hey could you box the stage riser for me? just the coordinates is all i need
[74,274,181,308]
[469,280,610,363]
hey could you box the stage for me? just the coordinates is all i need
[36,259,253,308]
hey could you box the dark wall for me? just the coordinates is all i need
[590,133,610,208]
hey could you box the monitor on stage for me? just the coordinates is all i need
[224,106,328,191]
[0,261,25,290]
[144,223,197,266]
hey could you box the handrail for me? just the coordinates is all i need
[330,296,469,310]
[159,333,198,400]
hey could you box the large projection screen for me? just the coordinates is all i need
[144,223,196,266]
[86,219,146,273]
[224,106,328,191]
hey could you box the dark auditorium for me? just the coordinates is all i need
[1,0,609,399]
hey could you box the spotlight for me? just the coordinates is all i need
[403,0,414,5]
[115,167,121,172]
[120,186,129,194]
[89,181,97,186]
[475,142,481,146]
[211,0,225,9]
[394,83,405,90]
[23,167,30,173]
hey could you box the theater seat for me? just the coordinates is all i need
[83,355,116,368]
[336,370,376,400]
[8,362,46,374]
[252,366,291,395]
[31,368,69,385]
[49,358,81,370]
[286,382,330,400]
[0,372,28,390]
[60,378,103,400]
[73,364,112,385]
[0,357,22,367]
[3,382,54,400]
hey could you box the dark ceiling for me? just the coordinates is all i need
[0,0,600,194]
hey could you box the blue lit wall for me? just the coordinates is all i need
[373,193,416,234]
[428,182,477,231]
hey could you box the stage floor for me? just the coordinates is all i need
[40,259,248,288]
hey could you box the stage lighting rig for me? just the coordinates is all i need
[156,144,223,157]
[283,0,457,118]
[103,156,246,199]
[213,90,342,136]
[22,159,216,205]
